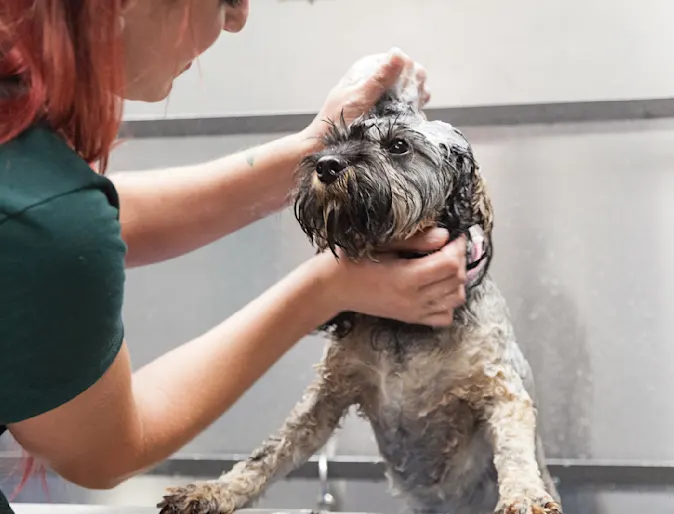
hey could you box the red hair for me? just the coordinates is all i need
[0,0,126,173]
[1,0,200,500]
[0,0,126,500]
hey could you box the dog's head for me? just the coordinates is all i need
[293,90,494,294]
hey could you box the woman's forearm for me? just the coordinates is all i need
[127,255,335,476]
[112,130,320,268]
[9,255,339,491]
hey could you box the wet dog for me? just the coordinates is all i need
[158,88,562,514]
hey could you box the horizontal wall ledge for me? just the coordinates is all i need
[118,96,674,139]
[144,455,674,487]
[4,453,674,487]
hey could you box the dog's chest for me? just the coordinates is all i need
[343,331,488,489]
[346,329,477,416]
[356,347,470,417]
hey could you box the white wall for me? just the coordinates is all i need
[123,0,674,120]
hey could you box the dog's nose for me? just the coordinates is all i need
[315,156,347,185]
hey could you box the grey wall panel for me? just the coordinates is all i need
[110,134,331,456]
[107,118,674,463]
[473,119,674,463]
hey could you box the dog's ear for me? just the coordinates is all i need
[438,140,492,238]
[466,159,494,240]
[412,119,493,239]
[438,141,494,291]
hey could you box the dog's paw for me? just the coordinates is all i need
[495,496,562,514]
[157,482,235,514]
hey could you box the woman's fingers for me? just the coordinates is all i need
[420,310,456,327]
[421,277,466,308]
[408,236,467,287]
[380,228,449,253]
[316,225,468,327]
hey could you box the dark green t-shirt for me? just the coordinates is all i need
[0,125,127,512]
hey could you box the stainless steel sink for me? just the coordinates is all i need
[12,506,157,514]
[12,507,373,514]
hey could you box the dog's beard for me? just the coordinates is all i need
[294,156,452,260]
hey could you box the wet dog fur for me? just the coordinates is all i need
[158,88,563,514]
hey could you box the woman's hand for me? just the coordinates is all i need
[315,228,467,327]
[304,48,431,143]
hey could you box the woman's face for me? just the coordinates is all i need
[121,0,249,102]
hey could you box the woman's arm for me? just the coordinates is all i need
[7,232,466,489]
[112,130,318,268]
[8,255,336,489]
[113,48,430,268]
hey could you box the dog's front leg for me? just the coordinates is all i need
[157,370,354,514]
[480,375,562,514]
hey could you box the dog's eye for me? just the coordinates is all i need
[387,138,410,155]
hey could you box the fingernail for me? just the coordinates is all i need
[387,47,409,64]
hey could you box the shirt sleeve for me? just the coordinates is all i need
[0,187,127,424]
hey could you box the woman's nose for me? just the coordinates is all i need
[224,1,249,33]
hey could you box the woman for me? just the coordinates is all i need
[0,1,467,510]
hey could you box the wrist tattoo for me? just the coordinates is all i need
[245,151,256,167]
